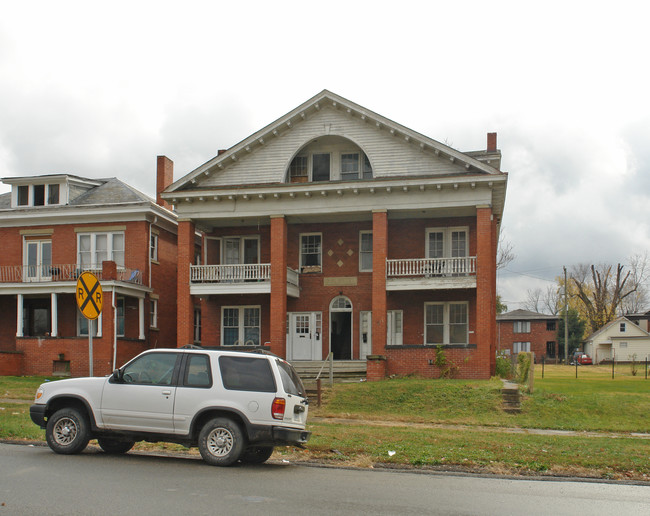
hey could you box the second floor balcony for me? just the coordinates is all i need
[190,264,300,297]
[0,264,144,285]
[386,256,477,290]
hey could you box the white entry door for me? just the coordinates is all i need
[288,312,320,360]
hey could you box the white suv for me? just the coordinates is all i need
[30,348,310,466]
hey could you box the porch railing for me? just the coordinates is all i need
[190,263,272,283]
[386,257,477,278]
[0,264,143,285]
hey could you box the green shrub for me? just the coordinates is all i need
[495,354,511,379]
[517,352,531,384]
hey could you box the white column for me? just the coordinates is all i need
[16,294,24,337]
[97,312,103,338]
[138,297,145,340]
[51,293,58,337]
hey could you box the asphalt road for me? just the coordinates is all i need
[1,443,649,515]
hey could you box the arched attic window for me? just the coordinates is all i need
[286,136,373,183]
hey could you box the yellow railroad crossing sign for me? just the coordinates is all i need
[76,272,103,320]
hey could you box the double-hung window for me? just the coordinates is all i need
[150,233,159,262]
[150,299,158,328]
[222,306,261,346]
[359,231,373,271]
[425,302,468,345]
[300,233,322,272]
[513,321,531,333]
[78,232,125,268]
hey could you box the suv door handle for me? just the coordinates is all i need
[162,390,172,396]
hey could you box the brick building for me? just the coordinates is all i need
[496,309,560,361]
[0,163,177,377]
[164,90,508,379]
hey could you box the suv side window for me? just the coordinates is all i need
[183,354,212,388]
[276,359,305,396]
[219,356,276,393]
[122,352,179,385]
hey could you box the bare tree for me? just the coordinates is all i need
[497,232,515,271]
[523,285,560,315]
[571,263,637,333]
[620,252,650,314]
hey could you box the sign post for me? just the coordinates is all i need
[76,272,103,376]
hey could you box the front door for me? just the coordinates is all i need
[288,313,320,360]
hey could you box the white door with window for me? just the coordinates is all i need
[360,311,372,359]
[24,240,52,282]
[288,312,321,360]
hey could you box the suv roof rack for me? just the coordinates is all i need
[181,344,203,349]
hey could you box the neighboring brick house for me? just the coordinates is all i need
[497,309,560,361]
[0,162,178,377]
[163,90,508,379]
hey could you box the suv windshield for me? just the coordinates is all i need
[276,359,305,397]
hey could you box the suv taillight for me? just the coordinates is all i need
[272,397,286,420]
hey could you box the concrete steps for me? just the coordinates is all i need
[291,360,367,396]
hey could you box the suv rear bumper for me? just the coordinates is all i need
[273,426,311,444]
[248,423,311,445]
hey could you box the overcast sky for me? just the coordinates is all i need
[1,1,648,309]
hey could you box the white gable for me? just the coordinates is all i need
[197,106,478,188]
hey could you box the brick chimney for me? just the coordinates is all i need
[156,156,173,210]
[487,132,497,152]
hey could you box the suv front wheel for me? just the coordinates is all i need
[198,417,245,466]
[45,408,90,455]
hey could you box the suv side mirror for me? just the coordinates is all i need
[112,369,124,382]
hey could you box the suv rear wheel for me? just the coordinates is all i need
[241,446,274,464]
[198,417,245,466]
[46,408,90,455]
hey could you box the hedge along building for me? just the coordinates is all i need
[163,90,508,379]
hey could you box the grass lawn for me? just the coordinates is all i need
[2,366,649,480]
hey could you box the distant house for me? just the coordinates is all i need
[583,316,650,363]
[0,160,178,377]
[497,309,560,361]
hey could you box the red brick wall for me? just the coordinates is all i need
[177,220,195,347]
[0,352,23,376]
[149,224,178,348]
[497,319,557,361]
[0,296,17,351]
[198,216,494,379]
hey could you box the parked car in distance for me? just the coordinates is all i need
[30,348,310,466]
[571,353,593,365]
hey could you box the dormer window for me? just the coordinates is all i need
[287,136,373,183]
[13,183,62,207]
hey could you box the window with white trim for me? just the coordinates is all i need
[150,233,159,262]
[513,321,531,333]
[77,312,98,337]
[513,342,531,353]
[620,322,626,332]
[78,232,125,268]
[14,183,62,207]
[425,302,468,345]
[359,231,373,272]
[222,306,261,346]
[426,227,468,259]
[150,299,158,328]
[387,310,403,346]
[300,233,322,272]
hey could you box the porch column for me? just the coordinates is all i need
[138,297,145,340]
[476,205,496,378]
[177,219,195,347]
[270,215,287,357]
[16,294,23,337]
[51,293,58,337]
[371,210,388,356]
[97,312,103,338]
